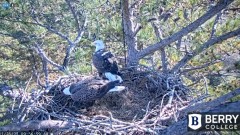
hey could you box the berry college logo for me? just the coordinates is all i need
[188,114,202,130]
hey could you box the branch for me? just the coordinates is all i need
[41,55,49,88]
[0,17,70,43]
[0,32,12,37]
[151,22,163,40]
[210,12,222,38]
[180,60,221,74]
[151,22,167,71]
[62,0,88,68]
[160,100,240,135]
[121,0,138,65]
[62,42,74,70]
[133,24,142,37]
[34,44,63,71]
[171,27,240,73]
[28,3,72,45]
[32,20,72,44]
[137,0,234,59]
[160,48,168,72]
[64,0,88,43]
[65,0,81,34]
[62,17,87,69]
[74,16,87,44]
[0,120,76,131]
[180,87,240,116]
[29,51,46,88]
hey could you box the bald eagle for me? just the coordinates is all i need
[92,40,123,82]
[62,77,124,104]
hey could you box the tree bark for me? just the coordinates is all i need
[159,101,240,135]
[0,120,76,131]
[121,0,234,67]
[121,0,138,66]
[137,0,234,59]
[171,27,240,73]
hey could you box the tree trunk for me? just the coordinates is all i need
[121,0,139,67]
[121,0,234,68]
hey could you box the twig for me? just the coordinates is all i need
[153,92,170,126]
[210,12,222,39]
[167,88,175,105]
[202,75,209,95]
[34,44,63,70]
[133,24,142,36]
[171,27,240,73]
[180,60,221,74]
[160,48,168,72]
[65,0,81,34]
[180,87,240,115]
[41,57,49,88]
[138,0,234,58]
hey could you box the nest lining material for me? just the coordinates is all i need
[45,68,191,121]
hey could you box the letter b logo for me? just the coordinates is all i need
[188,114,202,130]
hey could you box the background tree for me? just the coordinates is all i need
[0,0,239,133]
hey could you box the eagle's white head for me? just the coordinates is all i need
[94,40,105,52]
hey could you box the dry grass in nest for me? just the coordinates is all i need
[45,67,191,122]
[1,67,198,134]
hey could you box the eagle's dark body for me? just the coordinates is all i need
[92,49,121,77]
[66,77,119,103]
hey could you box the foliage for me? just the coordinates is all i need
[0,0,239,130]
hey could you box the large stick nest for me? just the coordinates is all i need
[2,67,196,134]
[46,67,191,119]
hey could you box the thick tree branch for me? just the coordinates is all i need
[160,100,240,135]
[62,42,75,70]
[137,0,234,59]
[160,48,168,72]
[171,27,240,73]
[122,0,138,66]
[41,56,49,88]
[0,120,76,131]
[180,87,240,116]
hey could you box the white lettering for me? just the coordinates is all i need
[232,115,239,123]
[225,115,232,123]
[205,125,210,129]
[211,125,216,129]
[205,124,238,130]
[212,115,218,123]
[205,115,212,123]
[218,115,225,123]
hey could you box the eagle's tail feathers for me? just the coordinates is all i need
[105,72,115,81]
[105,72,123,83]
[63,86,72,95]
[108,86,125,92]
